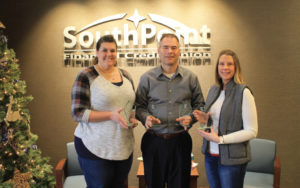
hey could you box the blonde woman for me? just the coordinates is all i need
[194,49,258,188]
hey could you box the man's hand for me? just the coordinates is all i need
[145,115,161,129]
[176,115,192,130]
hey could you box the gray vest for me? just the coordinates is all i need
[201,80,252,165]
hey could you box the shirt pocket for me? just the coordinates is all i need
[228,142,248,158]
[148,103,167,122]
[177,101,192,117]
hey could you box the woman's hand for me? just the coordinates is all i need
[196,127,220,143]
[193,110,210,124]
[110,108,129,129]
[129,117,138,128]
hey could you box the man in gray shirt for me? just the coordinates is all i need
[136,33,204,188]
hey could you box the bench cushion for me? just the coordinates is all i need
[244,171,273,188]
[67,142,83,176]
[63,175,86,188]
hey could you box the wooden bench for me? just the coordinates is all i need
[136,161,199,188]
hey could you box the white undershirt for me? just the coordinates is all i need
[209,88,258,155]
[163,73,175,79]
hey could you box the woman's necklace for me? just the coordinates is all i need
[97,65,121,82]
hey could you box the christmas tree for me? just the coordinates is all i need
[0,21,55,187]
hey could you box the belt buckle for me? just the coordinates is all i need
[163,132,182,139]
[162,134,171,139]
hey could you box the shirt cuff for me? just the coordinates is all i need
[82,109,91,123]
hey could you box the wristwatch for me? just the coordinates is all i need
[219,136,224,144]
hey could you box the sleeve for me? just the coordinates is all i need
[71,71,92,123]
[223,88,258,143]
[135,75,151,126]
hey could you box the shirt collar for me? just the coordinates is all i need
[155,66,184,79]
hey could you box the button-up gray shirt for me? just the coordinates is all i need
[136,66,205,134]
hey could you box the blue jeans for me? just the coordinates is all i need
[78,154,132,188]
[205,153,247,188]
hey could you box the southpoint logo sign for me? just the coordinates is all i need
[63,9,211,67]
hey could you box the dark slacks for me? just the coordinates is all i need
[141,131,192,188]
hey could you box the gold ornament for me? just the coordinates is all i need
[0,56,8,64]
[8,128,14,139]
[0,21,5,29]
[11,168,31,188]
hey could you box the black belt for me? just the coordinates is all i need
[147,130,186,139]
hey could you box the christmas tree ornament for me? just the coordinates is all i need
[0,56,8,63]
[8,128,13,135]
[0,21,5,29]
[11,168,31,188]
[31,144,37,150]
[1,129,8,143]
[30,179,36,184]
[0,34,7,44]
